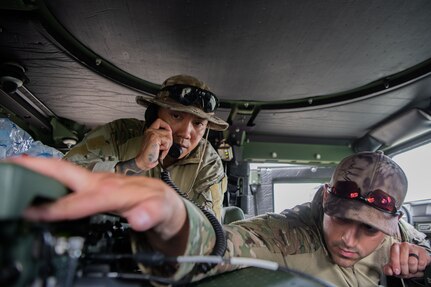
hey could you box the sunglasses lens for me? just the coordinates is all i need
[179,87,194,104]
[367,190,396,212]
[202,93,218,112]
[330,181,398,214]
[333,181,360,199]
[164,85,218,112]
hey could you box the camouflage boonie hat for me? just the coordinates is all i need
[136,75,229,131]
[323,151,407,235]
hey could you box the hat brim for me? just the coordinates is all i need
[136,96,229,131]
[323,193,399,236]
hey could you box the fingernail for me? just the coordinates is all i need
[132,211,150,231]
[394,268,400,275]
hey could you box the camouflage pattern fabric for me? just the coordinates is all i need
[140,188,430,287]
[64,118,227,221]
[131,199,218,283]
[324,151,408,236]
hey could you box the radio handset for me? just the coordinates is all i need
[167,142,182,159]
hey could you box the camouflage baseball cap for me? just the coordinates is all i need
[136,75,229,131]
[323,151,407,235]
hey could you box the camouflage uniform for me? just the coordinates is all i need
[138,152,431,286]
[64,118,227,221]
[140,189,430,286]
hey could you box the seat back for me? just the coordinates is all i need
[222,206,245,224]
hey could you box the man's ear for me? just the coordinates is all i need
[322,184,329,200]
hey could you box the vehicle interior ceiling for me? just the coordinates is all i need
[1,1,431,211]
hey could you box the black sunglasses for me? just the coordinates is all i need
[326,181,401,216]
[161,84,219,113]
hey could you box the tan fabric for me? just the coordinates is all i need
[64,118,227,221]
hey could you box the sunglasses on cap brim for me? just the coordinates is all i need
[326,181,401,216]
[161,84,219,113]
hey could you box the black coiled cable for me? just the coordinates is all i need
[160,170,227,272]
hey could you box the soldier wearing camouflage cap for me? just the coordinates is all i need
[324,151,408,236]
[64,74,229,221]
[133,151,430,286]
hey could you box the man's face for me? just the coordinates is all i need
[158,107,208,158]
[322,214,386,267]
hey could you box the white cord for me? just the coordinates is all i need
[229,257,279,271]
[176,255,279,271]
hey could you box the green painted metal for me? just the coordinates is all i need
[0,163,68,219]
[190,267,332,287]
[50,117,78,145]
[242,141,353,164]
[0,0,37,11]
[1,222,40,287]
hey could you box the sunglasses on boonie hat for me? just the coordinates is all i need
[161,84,219,113]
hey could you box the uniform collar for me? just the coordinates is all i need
[311,186,331,257]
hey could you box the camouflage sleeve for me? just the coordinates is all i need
[209,176,227,222]
[131,199,216,281]
[64,118,145,171]
[134,204,313,283]
[188,147,226,222]
[190,176,227,222]
[398,219,431,253]
[63,122,118,170]
[190,213,310,282]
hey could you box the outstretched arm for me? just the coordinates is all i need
[8,156,189,257]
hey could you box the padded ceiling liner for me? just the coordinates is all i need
[44,0,431,101]
[1,0,431,146]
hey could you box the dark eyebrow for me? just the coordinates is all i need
[362,223,379,233]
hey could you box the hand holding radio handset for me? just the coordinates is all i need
[134,118,183,171]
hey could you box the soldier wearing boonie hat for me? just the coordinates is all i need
[136,74,229,131]
[64,74,229,221]
[323,151,407,236]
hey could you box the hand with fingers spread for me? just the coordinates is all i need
[383,241,431,279]
[8,156,189,256]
